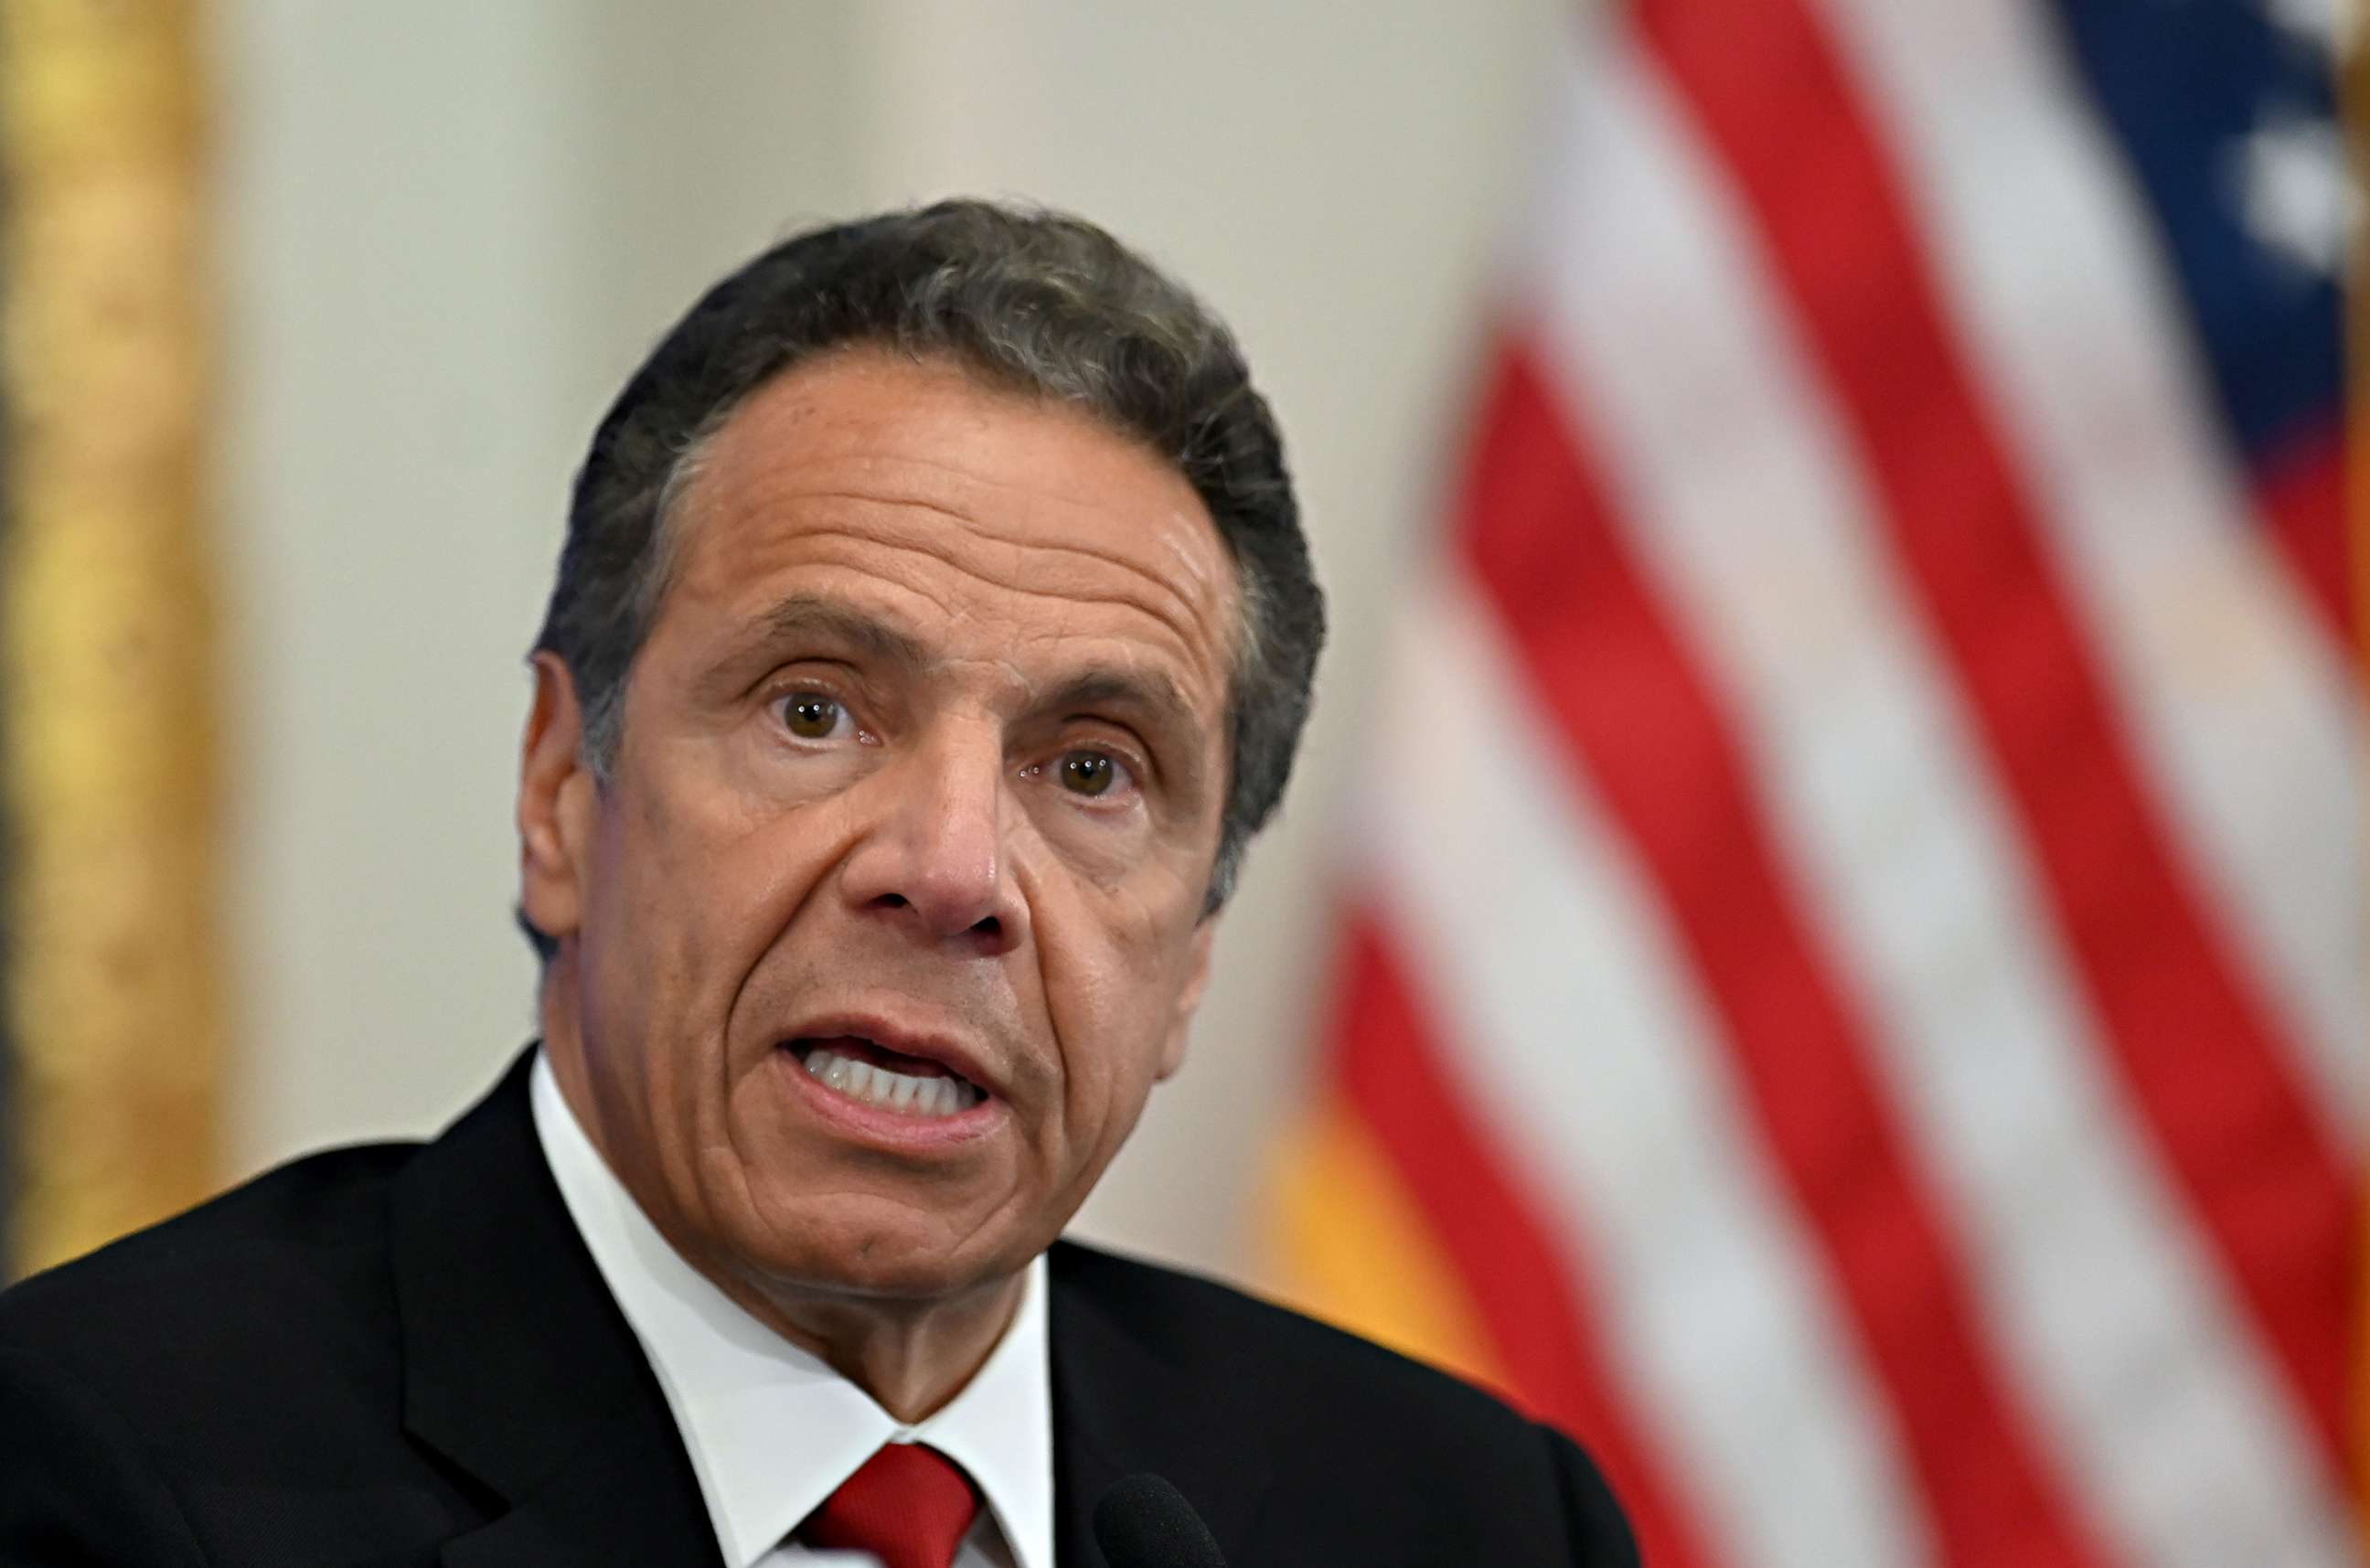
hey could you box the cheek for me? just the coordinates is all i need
[1037,877,1200,1131]
[589,771,852,1036]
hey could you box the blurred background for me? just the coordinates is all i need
[2,1,2363,1564]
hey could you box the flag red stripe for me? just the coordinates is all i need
[1633,0,2355,1471]
[2256,427,2352,652]
[1461,341,2116,1568]
[1330,909,1711,1568]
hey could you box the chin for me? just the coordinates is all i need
[727,1200,1019,1306]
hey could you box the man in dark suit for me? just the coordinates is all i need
[0,201,1636,1567]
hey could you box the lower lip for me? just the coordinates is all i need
[768,1045,1005,1153]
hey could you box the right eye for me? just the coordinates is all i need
[775,691,853,741]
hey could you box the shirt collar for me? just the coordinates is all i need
[530,1050,1055,1568]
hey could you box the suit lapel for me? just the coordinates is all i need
[1047,1243,1277,1568]
[388,1051,712,1566]
[434,1422,715,1568]
[390,1064,1274,1566]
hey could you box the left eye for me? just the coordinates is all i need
[776,692,852,741]
[1052,750,1130,798]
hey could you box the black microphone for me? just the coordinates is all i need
[1093,1474,1228,1568]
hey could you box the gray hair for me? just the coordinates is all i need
[525,200,1325,955]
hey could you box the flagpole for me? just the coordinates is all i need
[0,0,224,1277]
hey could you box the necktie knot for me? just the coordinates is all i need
[802,1443,982,1568]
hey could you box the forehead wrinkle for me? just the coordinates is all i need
[779,440,1154,508]
[717,398,1179,516]
[721,522,1233,689]
[777,485,1227,635]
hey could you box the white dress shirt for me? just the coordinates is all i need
[530,1051,1056,1568]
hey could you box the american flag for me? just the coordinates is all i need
[1270,1,2360,1564]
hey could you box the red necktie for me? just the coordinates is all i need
[801,1443,982,1568]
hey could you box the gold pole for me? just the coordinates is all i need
[0,0,221,1275]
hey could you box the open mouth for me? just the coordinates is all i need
[792,1035,987,1120]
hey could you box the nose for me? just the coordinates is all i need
[837,726,1027,957]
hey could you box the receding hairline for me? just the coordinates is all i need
[625,343,1263,719]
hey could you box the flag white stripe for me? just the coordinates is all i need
[1811,0,2365,1148]
[1510,37,2355,1563]
[1359,579,1932,1568]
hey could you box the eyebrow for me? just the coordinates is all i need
[749,594,934,674]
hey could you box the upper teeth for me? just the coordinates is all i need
[802,1047,982,1118]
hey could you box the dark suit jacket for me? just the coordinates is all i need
[0,1053,1637,1566]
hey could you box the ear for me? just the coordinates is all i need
[518,652,599,949]
[1154,918,1220,1082]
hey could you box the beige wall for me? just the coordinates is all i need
[212,2,1565,1286]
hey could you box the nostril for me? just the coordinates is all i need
[857,888,1006,944]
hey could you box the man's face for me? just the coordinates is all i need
[519,349,1237,1307]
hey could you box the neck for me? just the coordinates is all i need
[538,967,1021,1424]
[714,1262,1026,1424]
